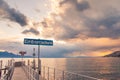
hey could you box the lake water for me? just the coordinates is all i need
[0,57,120,80]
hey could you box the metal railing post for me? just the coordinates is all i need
[0,60,2,69]
[28,66,30,80]
[30,67,31,80]
[48,67,49,80]
[62,71,64,80]
[43,66,45,80]
[54,68,55,80]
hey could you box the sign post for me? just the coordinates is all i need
[24,38,53,80]
[33,48,36,70]
[38,45,41,74]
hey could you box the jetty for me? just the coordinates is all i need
[0,59,102,80]
[12,67,27,80]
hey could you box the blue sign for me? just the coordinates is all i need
[24,38,53,46]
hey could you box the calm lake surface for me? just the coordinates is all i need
[0,57,120,80]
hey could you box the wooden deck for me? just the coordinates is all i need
[12,67,28,80]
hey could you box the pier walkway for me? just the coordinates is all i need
[0,60,102,80]
[12,67,27,80]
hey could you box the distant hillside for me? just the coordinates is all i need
[104,51,120,57]
[0,51,32,58]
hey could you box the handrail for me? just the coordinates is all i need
[1,59,14,80]
[41,65,102,80]
[3,66,14,80]
[65,70,101,80]
[21,60,102,80]
[22,64,102,80]
[22,64,39,80]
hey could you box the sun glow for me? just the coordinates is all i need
[88,51,112,57]
[56,40,66,44]
[0,50,5,52]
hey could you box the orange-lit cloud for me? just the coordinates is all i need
[86,51,113,57]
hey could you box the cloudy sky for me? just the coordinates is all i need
[0,0,120,57]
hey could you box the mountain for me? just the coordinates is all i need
[104,51,120,57]
[0,51,32,58]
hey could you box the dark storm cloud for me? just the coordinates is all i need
[42,0,120,40]
[41,0,90,40]
[57,25,80,40]
[76,0,90,11]
[85,13,120,39]
[0,0,27,26]
[22,28,40,35]
[59,0,90,11]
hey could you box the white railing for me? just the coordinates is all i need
[1,59,14,80]
[3,66,14,80]
[41,66,102,80]
[22,65,39,80]
[22,60,102,80]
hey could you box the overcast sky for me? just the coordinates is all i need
[0,0,120,57]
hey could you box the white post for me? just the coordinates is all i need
[48,67,49,80]
[38,44,41,80]
[54,68,55,80]
[43,66,45,80]
[0,60,2,69]
[62,71,64,80]
[33,48,36,70]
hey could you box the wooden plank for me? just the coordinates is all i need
[12,67,27,80]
